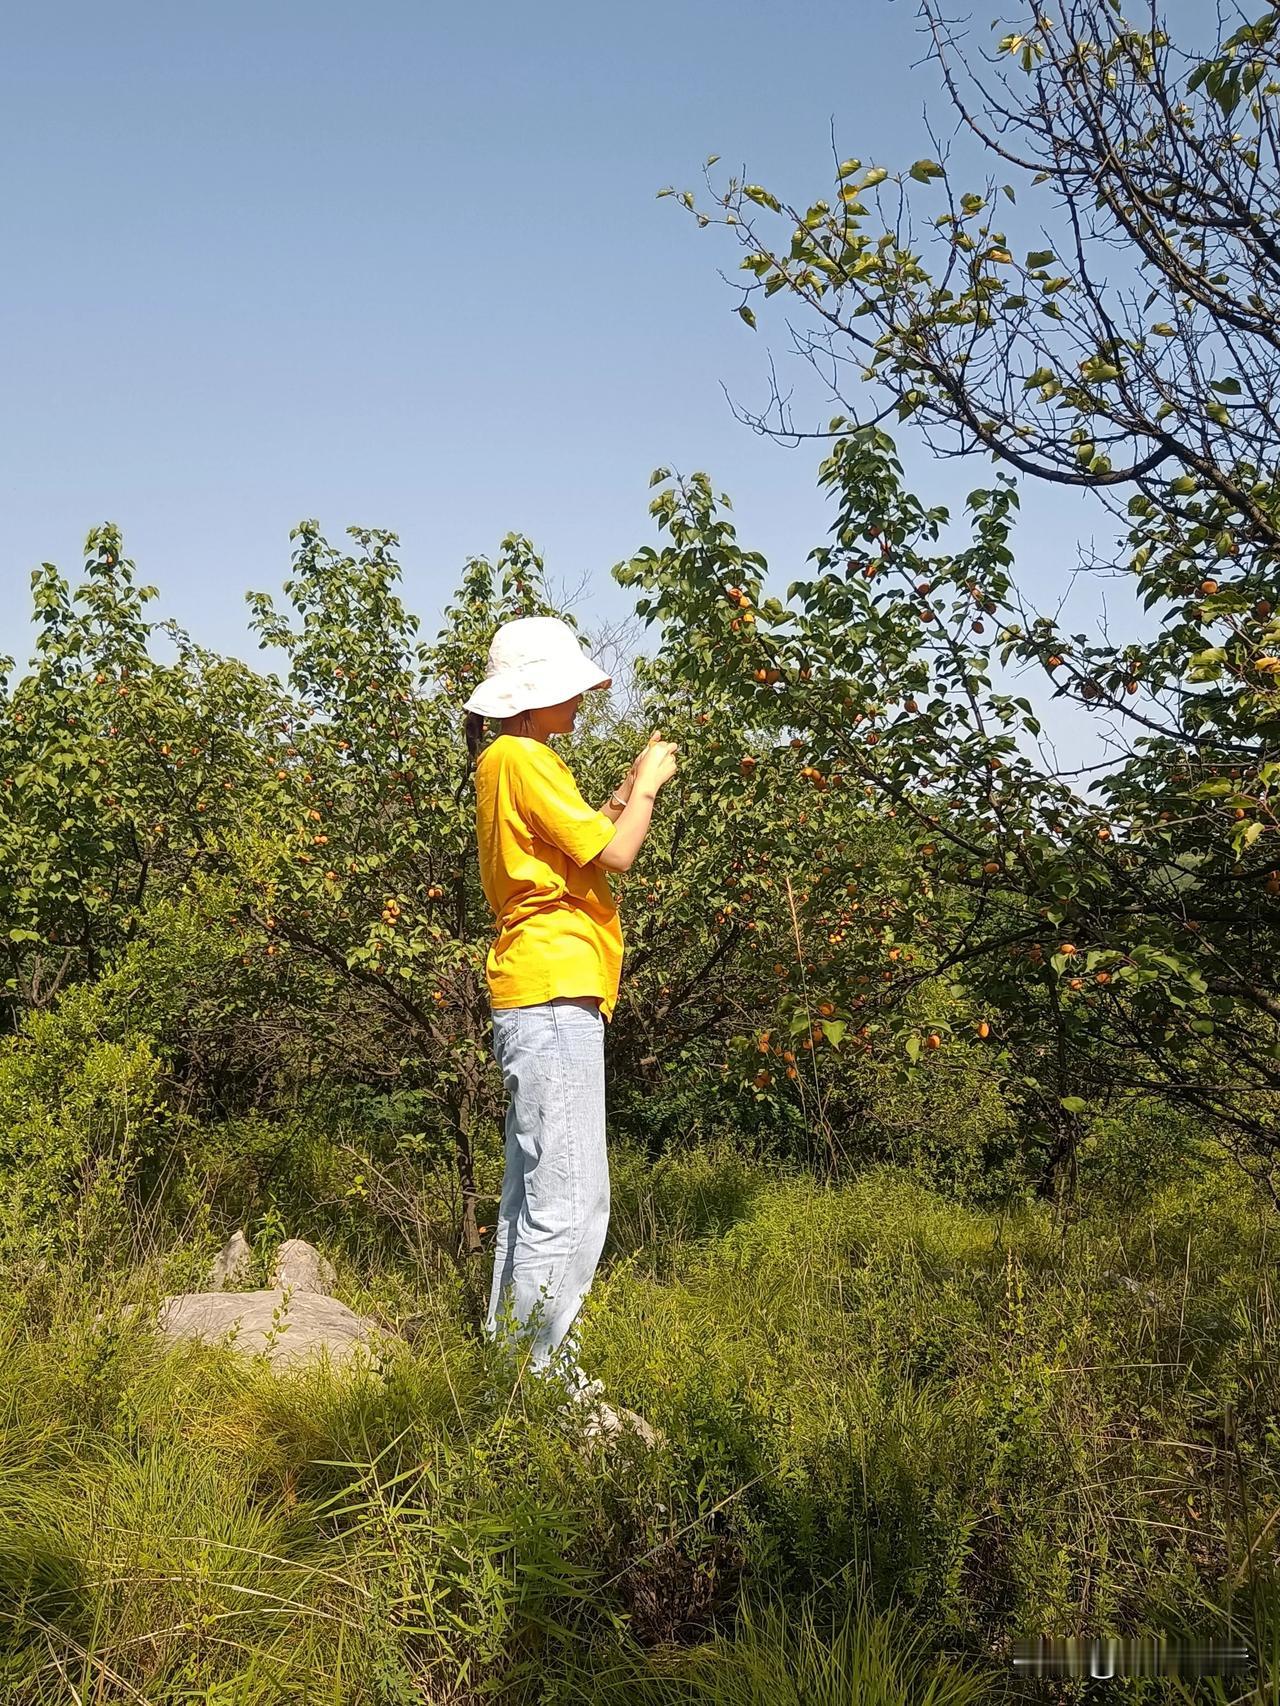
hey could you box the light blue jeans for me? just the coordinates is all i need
[486,997,610,1372]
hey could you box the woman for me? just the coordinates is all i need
[463,615,678,1390]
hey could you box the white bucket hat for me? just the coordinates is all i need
[463,616,612,718]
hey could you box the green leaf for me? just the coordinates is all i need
[909,159,945,183]
[737,305,757,329]
[1060,1096,1088,1114]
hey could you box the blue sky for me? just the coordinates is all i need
[1,0,1200,767]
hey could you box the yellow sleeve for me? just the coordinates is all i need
[515,741,617,868]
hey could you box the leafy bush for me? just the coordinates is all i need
[0,981,164,1251]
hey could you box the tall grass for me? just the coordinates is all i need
[0,1149,1276,1701]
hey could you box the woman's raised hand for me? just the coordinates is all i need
[623,732,660,794]
[634,736,679,795]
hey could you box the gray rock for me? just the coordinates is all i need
[208,1229,254,1290]
[270,1238,337,1296]
[155,1289,388,1371]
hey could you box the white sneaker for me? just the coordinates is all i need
[569,1372,663,1449]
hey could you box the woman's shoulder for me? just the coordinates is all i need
[482,734,567,776]
[476,733,516,772]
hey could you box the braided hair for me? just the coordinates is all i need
[462,708,533,797]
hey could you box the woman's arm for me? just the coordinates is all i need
[595,788,657,872]
[598,744,648,821]
[599,785,631,824]
[596,742,678,873]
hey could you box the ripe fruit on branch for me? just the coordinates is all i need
[925,1032,941,1049]
[1200,579,1219,596]
[977,1021,990,1039]
[1047,655,1063,670]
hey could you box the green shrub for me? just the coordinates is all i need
[0,981,165,1251]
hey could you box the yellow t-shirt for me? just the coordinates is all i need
[474,734,624,1020]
